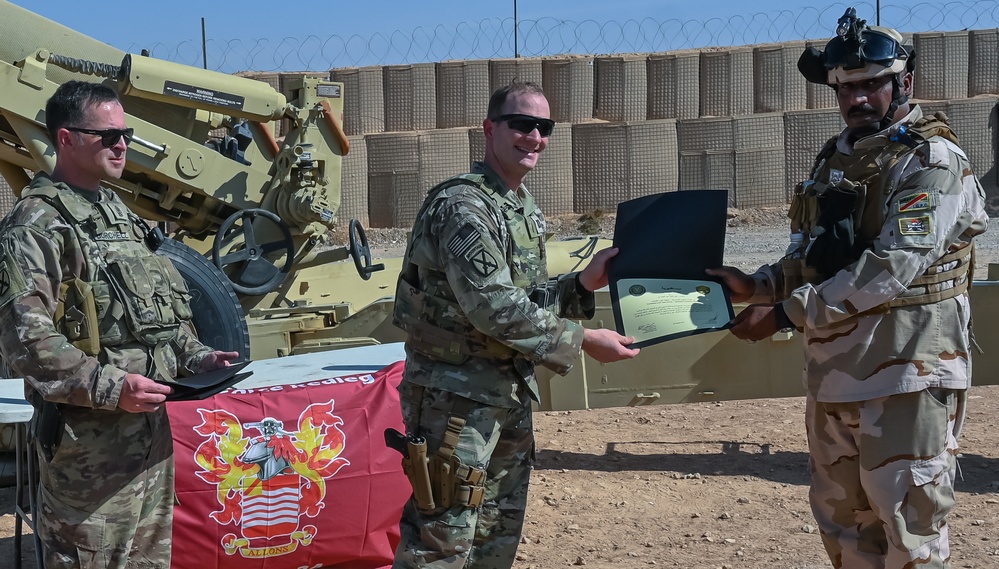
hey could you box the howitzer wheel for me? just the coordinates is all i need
[158,239,251,363]
[348,218,385,281]
[212,209,294,296]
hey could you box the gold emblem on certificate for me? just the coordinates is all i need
[616,278,731,345]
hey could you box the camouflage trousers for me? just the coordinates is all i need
[806,388,965,569]
[35,406,175,569]
[394,381,534,569]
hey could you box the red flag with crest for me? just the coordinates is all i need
[167,360,408,569]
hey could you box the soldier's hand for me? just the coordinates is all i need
[582,328,640,363]
[198,350,241,372]
[578,247,619,292]
[705,266,755,303]
[118,373,173,413]
[729,304,778,342]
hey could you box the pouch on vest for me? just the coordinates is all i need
[806,186,861,280]
[105,254,192,346]
[91,280,128,347]
[393,275,469,365]
[54,278,100,357]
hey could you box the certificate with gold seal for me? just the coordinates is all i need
[609,191,733,348]
[614,278,731,346]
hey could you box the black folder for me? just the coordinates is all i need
[159,361,253,401]
[609,190,733,348]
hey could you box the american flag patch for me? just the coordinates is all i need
[447,224,480,259]
[897,192,932,213]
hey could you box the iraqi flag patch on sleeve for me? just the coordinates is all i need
[896,191,934,213]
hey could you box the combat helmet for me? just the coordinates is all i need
[798,7,916,130]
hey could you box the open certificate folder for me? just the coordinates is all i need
[609,190,734,348]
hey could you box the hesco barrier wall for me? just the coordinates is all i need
[339,134,369,227]
[366,129,469,228]
[382,63,436,132]
[489,58,544,94]
[753,41,807,114]
[969,29,999,97]
[572,120,679,211]
[152,31,999,227]
[0,177,15,218]
[913,31,970,101]
[329,66,385,136]
[647,50,700,120]
[542,57,594,123]
[699,47,754,117]
[436,60,490,129]
[3,35,995,230]
[593,55,648,123]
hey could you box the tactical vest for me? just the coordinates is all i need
[784,113,972,307]
[393,174,547,364]
[21,185,193,376]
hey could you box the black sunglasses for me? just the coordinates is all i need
[65,126,134,148]
[491,114,555,137]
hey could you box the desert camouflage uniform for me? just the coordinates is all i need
[0,172,214,569]
[392,161,594,568]
[747,106,988,568]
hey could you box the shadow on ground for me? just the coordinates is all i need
[537,441,999,495]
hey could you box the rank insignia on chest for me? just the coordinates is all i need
[532,215,544,235]
[898,215,931,236]
[95,230,130,241]
[828,169,845,186]
[896,192,933,213]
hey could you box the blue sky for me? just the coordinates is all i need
[6,1,988,72]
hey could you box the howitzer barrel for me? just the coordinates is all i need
[0,0,124,85]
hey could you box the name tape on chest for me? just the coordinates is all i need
[95,230,131,241]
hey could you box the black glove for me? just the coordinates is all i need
[806,186,860,280]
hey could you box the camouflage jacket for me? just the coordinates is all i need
[748,106,989,402]
[394,162,593,408]
[0,173,212,410]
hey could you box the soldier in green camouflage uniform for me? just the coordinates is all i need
[710,10,988,569]
[0,81,238,569]
[391,82,639,568]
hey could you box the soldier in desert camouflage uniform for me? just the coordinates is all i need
[710,9,988,569]
[0,81,238,568]
[391,81,639,568]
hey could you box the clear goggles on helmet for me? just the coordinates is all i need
[823,29,905,71]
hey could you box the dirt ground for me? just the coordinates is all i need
[2,209,999,569]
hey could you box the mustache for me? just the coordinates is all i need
[848,104,878,117]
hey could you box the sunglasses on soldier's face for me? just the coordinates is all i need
[65,126,134,148]
[491,114,556,137]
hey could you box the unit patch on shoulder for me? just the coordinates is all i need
[896,192,934,214]
[467,247,499,278]
[898,215,932,236]
[0,255,32,310]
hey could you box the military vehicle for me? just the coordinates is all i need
[0,0,997,423]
